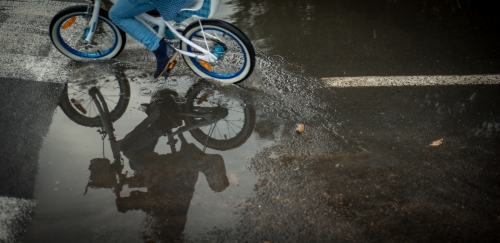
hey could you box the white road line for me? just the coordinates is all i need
[322,75,500,87]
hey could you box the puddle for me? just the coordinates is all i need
[22,72,265,242]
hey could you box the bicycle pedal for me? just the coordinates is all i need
[160,61,177,79]
[167,60,177,71]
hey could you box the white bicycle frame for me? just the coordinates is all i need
[84,0,219,62]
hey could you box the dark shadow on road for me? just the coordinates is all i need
[0,78,63,199]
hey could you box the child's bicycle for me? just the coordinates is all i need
[49,0,256,84]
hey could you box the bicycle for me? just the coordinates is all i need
[49,0,256,84]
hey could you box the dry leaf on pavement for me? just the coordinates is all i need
[296,123,305,133]
[429,138,444,147]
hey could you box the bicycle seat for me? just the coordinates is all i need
[146,0,208,19]
[146,10,161,17]
[181,0,204,11]
[174,0,221,22]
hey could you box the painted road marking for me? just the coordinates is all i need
[322,75,500,87]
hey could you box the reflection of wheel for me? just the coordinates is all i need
[184,84,256,150]
[181,20,256,84]
[59,74,130,127]
[49,6,126,60]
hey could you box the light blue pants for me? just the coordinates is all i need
[109,0,160,51]
[109,0,194,52]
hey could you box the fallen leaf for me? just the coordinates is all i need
[296,123,305,133]
[429,138,443,147]
[197,92,211,104]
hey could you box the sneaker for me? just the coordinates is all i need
[152,39,178,79]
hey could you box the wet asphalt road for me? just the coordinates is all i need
[1,0,500,242]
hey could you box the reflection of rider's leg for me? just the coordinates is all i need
[121,123,165,172]
[180,143,230,192]
[121,123,163,151]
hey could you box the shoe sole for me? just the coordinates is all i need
[155,52,179,80]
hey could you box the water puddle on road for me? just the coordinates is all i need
[20,46,351,241]
[21,66,269,242]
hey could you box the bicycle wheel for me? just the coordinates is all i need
[59,73,131,127]
[49,6,126,60]
[184,84,256,150]
[181,20,256,84]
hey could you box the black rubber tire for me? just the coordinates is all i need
[184,83,256,151]
[59,73,131,127]
[49,6,127,60]
[181,20,255,84]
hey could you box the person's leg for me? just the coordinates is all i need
[109,0,159,51]
[110,0,177,79]
[110,0,179,79]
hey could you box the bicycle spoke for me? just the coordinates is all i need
[206,122,218,142]
[81,97,95,109]
[69,87,90,96]
[226,121,232,139]
[103,96,119,105]
[85,100,92,118]
[70,91,88,101]
[214,124,224,140]
[223,119,244,123]
[225,120,243,132]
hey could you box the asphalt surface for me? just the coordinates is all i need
[1,0,499,242]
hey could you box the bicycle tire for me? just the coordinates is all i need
[59,72,131,127]
[181,20,256,84]
[184,83,256,150]
[49,6,126,60]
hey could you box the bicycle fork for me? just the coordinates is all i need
[88,86,121,160]
[81,0,102,44]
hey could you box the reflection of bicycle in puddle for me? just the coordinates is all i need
[59,74,256,150]
[58,77,255,241]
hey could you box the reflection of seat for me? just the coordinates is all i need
[145,0,204,18]
[84,158,116,195]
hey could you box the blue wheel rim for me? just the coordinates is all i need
[187,28,247,79]
[56,14,119,59]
